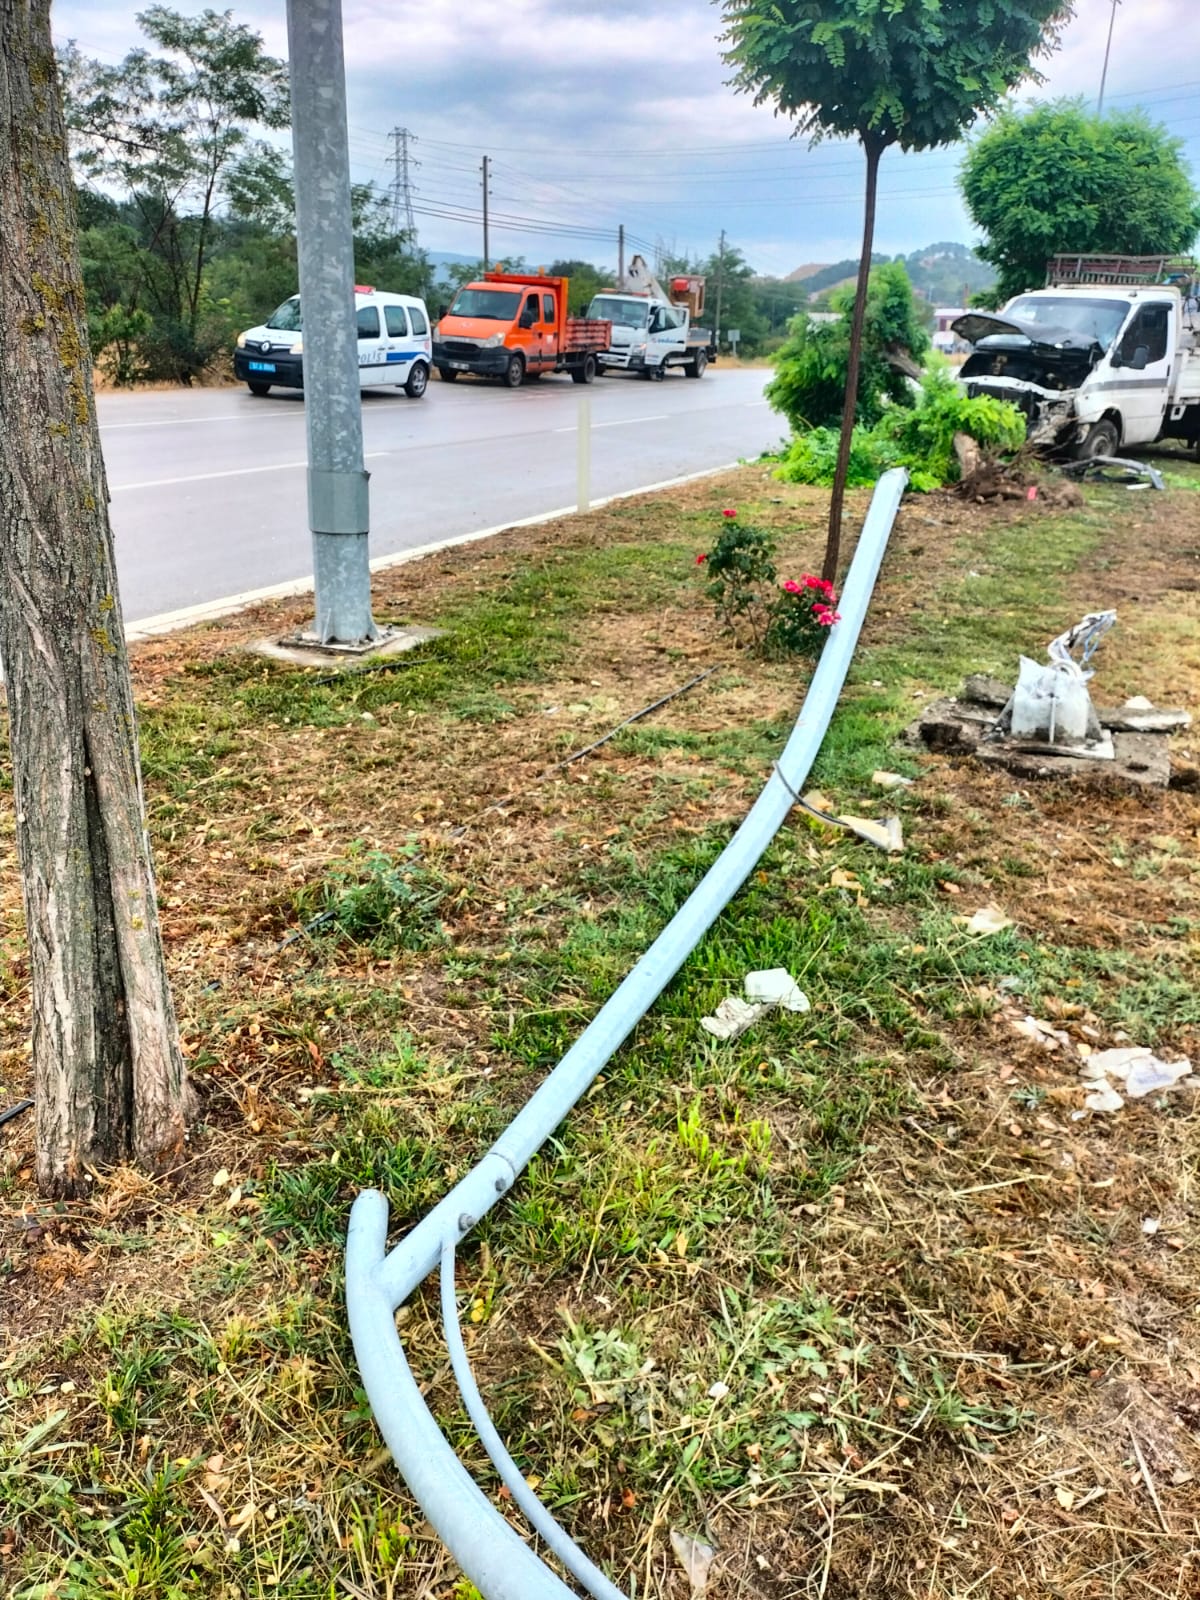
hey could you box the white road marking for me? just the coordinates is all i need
[99,411,291,431]
[111,452,390,493]
[552,413,669,434]
[125,459,744,640]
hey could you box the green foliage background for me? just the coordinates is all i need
[960,101,1200,303]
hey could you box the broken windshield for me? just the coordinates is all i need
[996,296,1129,349]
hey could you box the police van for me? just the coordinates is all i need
[234,286,433,399]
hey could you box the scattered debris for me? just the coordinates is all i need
[1143,1217,1161,1236]
[797,787,904,853]
[1071,1045,1195,1117]
[744,968,810,1013]
[1060,455,1166,491]
[700,996,769,1041]
[910,649,1181,789]
[991,610,1116,754]
[701,969,810,1039]
[872,770,915,790]
[1083,1080,1125,1115]
[954,904,1014,937]
[670,1529,717,1597]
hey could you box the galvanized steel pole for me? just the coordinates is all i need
[286,0,379,645]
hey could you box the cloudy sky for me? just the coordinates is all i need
[51,1,1198,277]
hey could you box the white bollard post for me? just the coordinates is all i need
[576,392,591,513]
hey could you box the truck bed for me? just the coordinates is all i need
[565,317,610,354]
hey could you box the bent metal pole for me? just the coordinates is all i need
[346,470,909,1598]
[286,0,379,645]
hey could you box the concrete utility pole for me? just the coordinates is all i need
[285,0,378,646]
[714,229,726,349]
[1097,0,1120,116]
[618,223,625,287]
[389,125,418,238]
[481,154,490,269]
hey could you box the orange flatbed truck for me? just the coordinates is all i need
[432,271,611,388]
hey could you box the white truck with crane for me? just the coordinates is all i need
[953,255,1200,459]
[583,255,716,380]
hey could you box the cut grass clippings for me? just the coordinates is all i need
[1,448,1199,1599]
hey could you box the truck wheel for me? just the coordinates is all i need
[686,351,708,379]
[571,354,597,385]
[503,352,525,388]
[437,366,459,383]
[1074,418,1120,460]
[404,361,429,398]
[248,382,271,397]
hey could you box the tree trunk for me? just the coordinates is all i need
[0,0,190,1198]
[823,136,884,585]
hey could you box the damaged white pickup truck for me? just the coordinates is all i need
[953,255,1200,460]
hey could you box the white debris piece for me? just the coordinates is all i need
[1082,1045,1149,1080]
[670,1529,716,1597]
[1083,1081,1125,1114]
[700,996,769,1041]
[955,904,1014,937]
[872,770,915,789]
[744,968,811,1013]
[1125,1055,1193,1099]
[838,814,905,852]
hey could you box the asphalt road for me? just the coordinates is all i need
[98,366,781,626]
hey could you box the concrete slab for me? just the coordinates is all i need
[249,625,444,672]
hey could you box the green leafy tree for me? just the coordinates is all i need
[961,101,1200,303]
[768,262,930,432]
[61,5,289,381]
[548,259,613,313]
[751,275,811,343]
[701,240,768,353]
[719,0,1071,579]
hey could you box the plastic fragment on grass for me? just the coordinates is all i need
[955,904,1014,937]
[744,968,811,1013]
[1072,1045,1194,1116]
[1012,1014,1073,1051]
[837,814,904,853]
[798,788,903,853]
[670,1529,716,1597]
[872,770,915,789]
[700,996,769,1040]
[1125,1055,1193,1099]
[1083,1081,1125,1114]
[702,970,810,1039]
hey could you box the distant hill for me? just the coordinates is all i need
[785,262,829,283]
[786,242,994,304]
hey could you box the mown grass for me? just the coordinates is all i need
[3,472,1198,1599]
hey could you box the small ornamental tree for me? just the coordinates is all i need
[961,102,1200,304]
[719,0,1072,581]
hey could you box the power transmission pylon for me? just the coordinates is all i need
[388,125,419,238]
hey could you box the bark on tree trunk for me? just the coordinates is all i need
[823,136,885,586]
[0,0,190,1198]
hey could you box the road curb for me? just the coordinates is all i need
[124,460,745,644]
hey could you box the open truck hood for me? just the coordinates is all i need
[951,311,1029,344]
[951,310,1104,357]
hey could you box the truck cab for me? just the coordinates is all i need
[433,272,608,387]
[954,257,1200,457]
[584,255,712,380]
[234,287,433,399]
